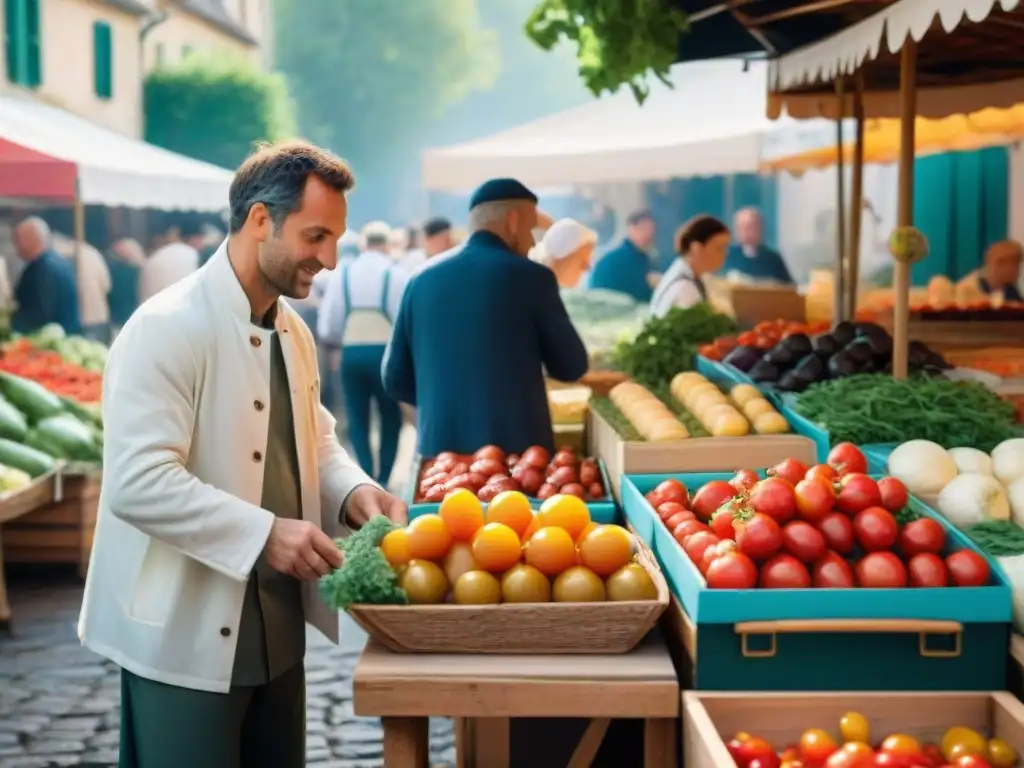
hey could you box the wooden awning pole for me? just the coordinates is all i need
[893,41,917,380]
[847,71,865,320]
[73,178,85,293]
[833,77,847,323]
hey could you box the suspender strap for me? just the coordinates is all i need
[340,262,352,312]
[380,268,392,319]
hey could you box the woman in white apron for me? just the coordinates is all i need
[650,215,730,317]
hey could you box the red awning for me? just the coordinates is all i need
[0,137,77,201]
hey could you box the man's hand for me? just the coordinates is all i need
[265,518,343,581]
[344,484,408,528]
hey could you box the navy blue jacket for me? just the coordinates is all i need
[382,231,589,456]
[722,244,793,284]
[588,238,653,302]
[13,249,82,335]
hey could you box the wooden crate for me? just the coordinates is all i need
[683,690,1024,768]
[587,408,817,499]
[3,473,100,578]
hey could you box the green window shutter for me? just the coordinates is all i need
[4,0,23,85]
[93,21,112,99]
[24,0,39,87]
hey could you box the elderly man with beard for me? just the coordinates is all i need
[79,141,407,768]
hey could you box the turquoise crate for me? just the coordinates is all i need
[863,443,898,473]
[695,355,755,387]
[777,397,831,462]
[623,471,1013,690]
[406,456,618,524]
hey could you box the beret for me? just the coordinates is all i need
[423,217,451,237]
[469,178,537,210]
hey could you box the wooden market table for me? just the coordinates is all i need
[353,632,680,768]
[0,471,58,628]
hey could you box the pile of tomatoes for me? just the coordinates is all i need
[644,443,992,590]
[727,716,1017,768]
[698,319,831,361]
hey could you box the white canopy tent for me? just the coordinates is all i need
[421,60,833,192]
[0,95,233,211]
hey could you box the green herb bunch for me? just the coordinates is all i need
[319,515,408,610]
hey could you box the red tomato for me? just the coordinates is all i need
[710,508,738,540]
[760,554,812,588]
[781,520,828,563]
[852,506,898,552]
[683,531,720,566]
[749,758,782,768]
[654,479,688,505]
[705,551,759,589]
[953,756,993,768]
[874,754,933,768]
[673,519,712,544]
[907,553,949,587]
[921,744,945,767]
[878,476,909,513]
[703,539,738,570]
[737,331,759,346]
[749,477,798,524]
[806,463,839,484]
[646,490,664,508]
[812,551,856,587]
[794,478,836,524]
[736,513,784,560]
[855,551,908,587]
[771,458,809,486]
[898,517,946,556]
[827,442,868,475]
[945,549,991,587]
[836,474,882,515]
[657,501,688,520]
[799,728,838,764]
[735,738,779,768]
[818,512,856,555]
[665,510,696,530]
[692,480,737,521]
[731,468,760,492]
[826,742,876,768]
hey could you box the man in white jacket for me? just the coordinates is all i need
[78,140,407,768]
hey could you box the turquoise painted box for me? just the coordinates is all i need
[695,355,756,387]
[406,456,617,524]
[622,471,1012,690]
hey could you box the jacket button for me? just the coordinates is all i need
[253,451,262,462]
[220,627,231,637]
[254,400,264,411]
[250,336,262,348]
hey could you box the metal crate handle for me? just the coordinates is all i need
[734,619,963,659]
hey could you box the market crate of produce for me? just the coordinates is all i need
[621,454,1012,690]
[683,690,1024,768]
[324,499,669,654]
[406,445,616,523]
[588,374,816,498]
[695,355,754,387]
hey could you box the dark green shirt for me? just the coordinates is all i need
[231,326,306,686]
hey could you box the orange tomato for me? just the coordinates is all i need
[826,742,874,768]
[486,491,534,537]
[800,729,837,764]
[520,513,541,543]
[881,734,921,757]
[439,489,485,540]
[536,494,591,539]
[379,529,412,568]
[575,521,599,542]
[471,522,522,572]
[404,514,452,561]
[524,527,577,576]
[577,524,633,576]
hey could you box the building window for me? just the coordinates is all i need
[4,0,42,88]
[93,21,113,99]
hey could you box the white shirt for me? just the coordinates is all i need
[650,258,705,317]
[139,241,199,303]
[318,250,409,346]
[79,246,372,693]
[52,234,112,326]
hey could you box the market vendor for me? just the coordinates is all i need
[12,217,81,335]
[651,215,730,317]
[537,218,597,289]
[722,207,793,284]
[587,208,657,302]
[956,239,1023,304]
[382,177,588,456]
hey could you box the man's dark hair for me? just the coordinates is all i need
[423,217,451,238]
[228,140,355,234]
[675,214,729,254]
[626,208,654,226]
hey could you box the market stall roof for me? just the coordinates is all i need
[761,103,1024,174]
[767,0,1024,119]
[421,60,831,191]
[0,95,234,211]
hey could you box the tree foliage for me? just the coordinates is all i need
[143,53,296,170]
[525,0,688,103]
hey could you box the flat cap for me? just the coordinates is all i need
[469,178,537,210]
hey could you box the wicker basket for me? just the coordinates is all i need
[347,546,669,654]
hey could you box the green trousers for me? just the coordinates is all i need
[119,662,306,768]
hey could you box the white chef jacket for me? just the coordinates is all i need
[78,244,374,693]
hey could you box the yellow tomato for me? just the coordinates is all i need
[943,727,988,761]
[988,738,1018,768]
[881,734,921,757]
[839,712,870,745]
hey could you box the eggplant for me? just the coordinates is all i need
[844,339,875,367]
[854,321,888,339]
[780,332,813,358]
[832,321,857,346]
[827,351,859,378]
[723,345,764,373]
[925,349,951,370]
[764,342,798,368]
[776,371,808,393]
[863,331,893,360]
[811,333,840,358]
[791,353,825,384]
[749,359,781,383]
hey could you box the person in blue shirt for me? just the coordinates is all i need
[382,178,589,456]
[722,207,793,284]
[12,217,81,335]
[588,208,657,302]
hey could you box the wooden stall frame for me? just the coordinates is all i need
[0,470,59,628]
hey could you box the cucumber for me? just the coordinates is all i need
[60,395,102,428]
[0,438,57,477]
[35,415,101,462]
[0,372,63,423]
[25,429,71,460]
[0,397,28,442]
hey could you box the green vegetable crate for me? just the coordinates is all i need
[622,472,1012,691]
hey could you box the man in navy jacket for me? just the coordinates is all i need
[382,178,588,456]
[722,207,793,284]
